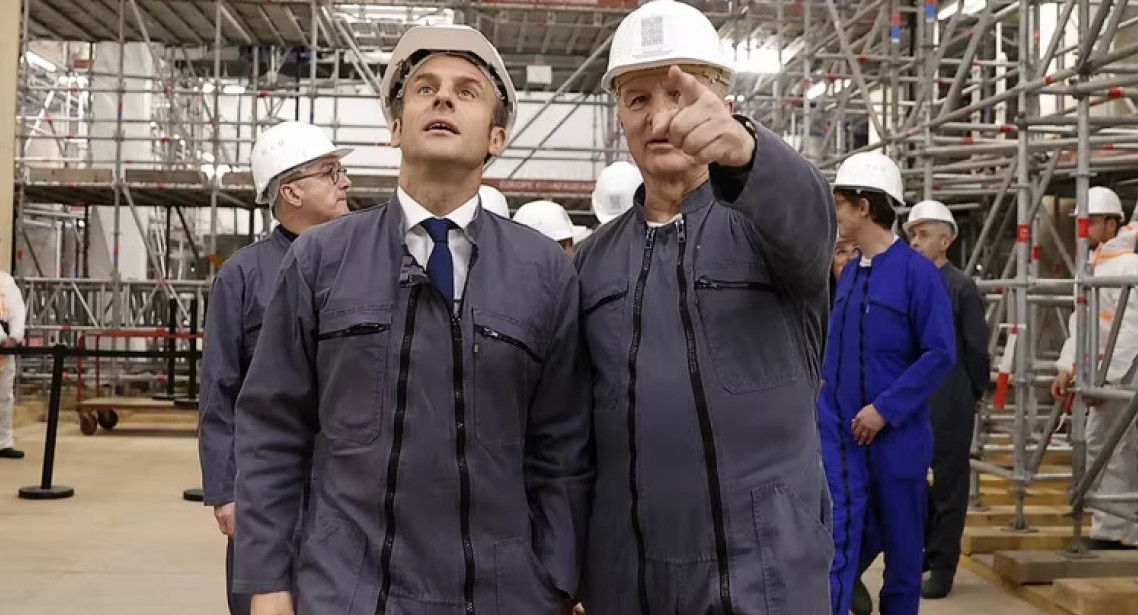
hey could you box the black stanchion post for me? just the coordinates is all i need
[19,344,75,500]
[154,298,178,401]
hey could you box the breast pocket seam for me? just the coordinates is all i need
[472,309,545,449]
[316,305,393,446]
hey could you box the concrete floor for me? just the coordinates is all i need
[0,416,1053,615]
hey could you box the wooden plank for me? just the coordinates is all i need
[994,550,1138,585]
[962,526,1074,555]
[76,396,185,411]
[1052,577,1138,615]
[968,505,1071,528]
[979,487,1070,507]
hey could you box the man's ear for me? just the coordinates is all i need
[390,118,403,148]
[725,97,736,113]
[858,197,872,219]
[487,125,506,157]
[280,182,303,210]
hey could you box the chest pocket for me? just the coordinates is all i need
[316,305,393,445]
[472,308,547,449]
[694,260,801,393]
[581,280,628,413]
[865,282,914,357]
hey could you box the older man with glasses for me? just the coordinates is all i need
[197,120,353,615]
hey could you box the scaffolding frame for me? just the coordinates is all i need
[15,0,1138,546]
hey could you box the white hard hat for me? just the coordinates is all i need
[574,225,594,245]
[903,200,958,238]
[380,25,517,135]
[478,185,510,217]
[251,122,353,204]
[603,0,736,94]
[513,200,576,242]
[592,161,643,224]
[833,152,906,207]
[1080,186,1124,217]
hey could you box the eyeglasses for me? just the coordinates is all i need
[285,163,346,186]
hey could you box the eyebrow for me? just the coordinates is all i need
[410,71,487,90]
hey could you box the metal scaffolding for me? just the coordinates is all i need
[14,0,1138,546]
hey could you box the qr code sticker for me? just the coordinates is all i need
[640,15,664,48]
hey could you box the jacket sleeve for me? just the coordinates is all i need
[0,275,26,342]
[198,268,245,507]
[232,248,320,595]
[710,118,837,299]
[525,262,594,600]
[1056,310,1077,373]
[873,259,957,426]
[958,276,992,402]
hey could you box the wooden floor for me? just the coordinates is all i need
[0,412,1054,615]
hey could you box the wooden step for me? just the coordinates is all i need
[1053,577,1138,615]
[979,486,1070,507]
[986,451,1072,466]
[967,505,1071,528]
[962,525,1074,555]
[994,550,1138,585]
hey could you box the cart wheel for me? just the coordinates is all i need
[79,412,98,436]
[97,410,119,430]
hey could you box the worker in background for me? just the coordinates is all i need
[1052,186,1138,550]
[479,184,511,217]
[591,160,642,225]
[0,267,26,460]
[513,199,583,256]
[197,121,352,615]
[821,152,955,615]
[832,232,859,298]
[233,25,591,615]
[903,200,991,598]
[574,1,837,613]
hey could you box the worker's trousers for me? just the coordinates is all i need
[0,357,16,449]
[924,408,975,575]
[1087,396,1138,544]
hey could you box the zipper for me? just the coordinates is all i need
[316,321,390,341]
[695,278,773,292]
[376,287,421,615]
[627,226,655,615]
[454,246,479,615]
[583,289,628,316]
[474,324,541,362]
[675,216,735,615]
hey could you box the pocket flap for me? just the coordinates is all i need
[318,304,394,338]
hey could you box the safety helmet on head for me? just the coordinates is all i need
[603,0,736,94]
[592,160,643,224]
[380,25,517,135]
[478,185,510,217]
[574,225,594,245]
[251,121,354,205]
[833,151,906,207]
[903,200,957,238]
[513,200,576,242]
[1077,186,1125,218]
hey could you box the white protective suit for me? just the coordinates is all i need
[0,271,25,450]
[1057,222,1138,544]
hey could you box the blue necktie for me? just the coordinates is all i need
[421,218,456,307]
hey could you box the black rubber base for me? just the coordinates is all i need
[183,487,204,502]
[19,485,75,500]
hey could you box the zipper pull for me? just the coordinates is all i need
[676,215,687,243]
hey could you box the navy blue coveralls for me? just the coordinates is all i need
[819,239,955,615]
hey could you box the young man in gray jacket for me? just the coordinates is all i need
[233,24,591,615]
[198,120,353,615]
[575,1,837,614]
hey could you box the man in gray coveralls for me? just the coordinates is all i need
[574,1,837,613]
[232,24,592,615]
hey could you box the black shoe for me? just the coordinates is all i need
[921,570,954,599]
[851,577,873,615]
[0,447,25,459]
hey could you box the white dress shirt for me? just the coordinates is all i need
[398,187,479,304]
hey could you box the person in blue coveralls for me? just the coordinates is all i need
[819,151,956,615]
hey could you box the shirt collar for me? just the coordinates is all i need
[859,234,900,267]
[398,187,479,235]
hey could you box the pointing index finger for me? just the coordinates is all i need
[666,65,708,107]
